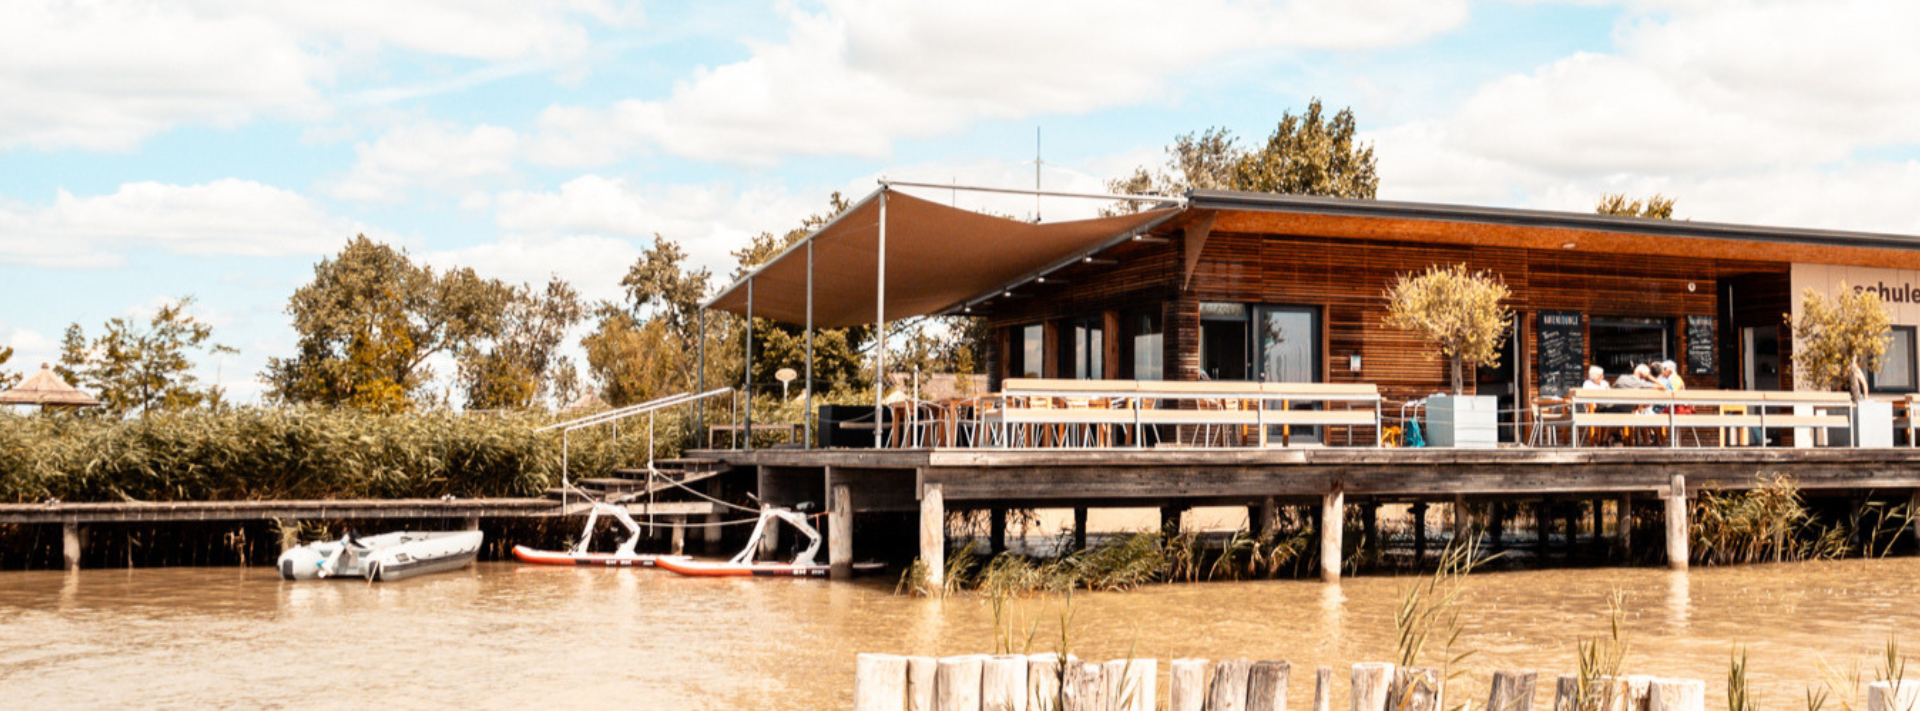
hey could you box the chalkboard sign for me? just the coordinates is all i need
[1537,310,1585,398]
[1685,314,1715,376]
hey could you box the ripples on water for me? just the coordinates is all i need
[3,559,1918,709]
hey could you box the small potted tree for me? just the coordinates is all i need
[1792,282,1892,446]
[1385,264,1514,448]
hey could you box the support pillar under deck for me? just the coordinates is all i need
[62,522,82,571]
[1072,507,1088,551]
[1321,489,1344,583]
[830,483,853,580]
[1666,475,1690,571]
[919,484,945,590]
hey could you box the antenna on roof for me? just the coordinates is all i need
[1034,127,1043,223]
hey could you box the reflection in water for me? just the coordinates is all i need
[3,559,1920,708]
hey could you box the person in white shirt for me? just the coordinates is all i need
[1583,365,1609,391]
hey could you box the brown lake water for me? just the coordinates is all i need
[3,558,1919,709]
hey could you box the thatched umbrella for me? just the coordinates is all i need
[0,363,102,408]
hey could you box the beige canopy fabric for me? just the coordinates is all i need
[0,363,102,407]
[706,189,1178,327]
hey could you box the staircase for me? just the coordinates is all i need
[544,458,729,503]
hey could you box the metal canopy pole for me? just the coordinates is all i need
[744,277,754,451]
[876,189,888,449]
[806,240,815,450]
[696,308,706,449]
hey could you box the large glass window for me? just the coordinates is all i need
[1873,326,1918,392]
[1008,324,1043,379]
[1122,307,1164,380]
[1058,318,1103,380]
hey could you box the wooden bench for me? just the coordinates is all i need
[981,378,1382,448]
[1568,388,1855,447]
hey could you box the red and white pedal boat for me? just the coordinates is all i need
[511,545,688,567]
[653,505,886,579]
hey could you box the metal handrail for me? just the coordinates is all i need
[537,388,733,433]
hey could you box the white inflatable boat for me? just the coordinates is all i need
[278,530,484,582]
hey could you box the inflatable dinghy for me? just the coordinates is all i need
[279,530,483,582]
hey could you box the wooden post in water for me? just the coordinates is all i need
[1534,502,1550,557]
[1451,495,1468,546]
[463,515,480,531]
[1618,495,1633,559]
[1868,681,1919,711]
[1259,497,1279,538]
[1028,654,1063,711]
[1352,663,1394,711]
[1247,661,1290,711]
[1208,659,1254,711]
[1073,507,1089,551]
[990,508,1007,555]
[909,656,937,711]
[1104,659,1154,711]
[670,516,686,555]
[1665,475,1689,571]
[1360,503,1378,558]
[704,512,722,551]
[855,653,910,711]
[920,483,945,589]
[1321,489,1344,583]
[1161,506,1184,535]
[1552,675,1578,711]
[1169,659,1208,711]
[1489,503,1506,550]
[1060,662,1105,711]
[1391,667,1440,711]
[982,655,1028,711]
[1486,670,1537,711]
[62,522,82,571]
[1314,666,1332,711]
[1647,679,1704,711]
[1910,491,1920,551]
[935,655,985,711]
[1411,502,1429,562]
[831,483,854,580]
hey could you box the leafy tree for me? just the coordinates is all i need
[459,276,586,410]
[58,295,236,416]
[1596,193,1676,219]
[1102,127,1242,215]
[0,346,18,391]
[1792,282,1890,399]
[265,235,511,413]
[583,307,691,407]
[1384,264,1515,396]
[1232,99,1378,199]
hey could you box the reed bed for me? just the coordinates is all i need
[0,406,698,503]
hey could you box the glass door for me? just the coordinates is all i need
[1257,306,1321,444]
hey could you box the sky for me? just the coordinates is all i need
[3,0,1918,404]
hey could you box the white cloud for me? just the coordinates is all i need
[0,1,635,151]
[327,122,521,203]
[4,327,56,377]
[531,0,1467,166]
[0,179,365,268]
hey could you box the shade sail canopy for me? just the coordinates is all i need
[706,189,1178,327]
[0,364,102,407]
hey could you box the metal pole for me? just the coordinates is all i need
[697,308,706,449]
[806,240,815,449]
[876,189,888,449]
[745,277,754,451]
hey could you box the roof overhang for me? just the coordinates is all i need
[705,187,1179,327]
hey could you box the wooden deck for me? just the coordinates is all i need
[0,498,719,525]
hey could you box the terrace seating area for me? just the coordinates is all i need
[1554,388,1858,448]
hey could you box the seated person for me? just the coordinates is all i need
[1658,360,1685,391]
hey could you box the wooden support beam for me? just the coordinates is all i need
[1411,502,1429,562]
[1160,506,1185,535]
[1489,503,1506,550]
[1534,502,1550,557]
[920,484,945,590]
[1259,497,1279,538]
[990,507,1007,555]
[62,522,82,571]
[1321,489,1344,583]
[1451,495,1468,547]
[704,512,723,551]
[1073,507,1089,551]
[1180,211,1218,291]
[1666,475,1689,571]
[831,483,854,580]
[671,516,686,555]
[1618,494,1633,559]
[1361,503,1378,560]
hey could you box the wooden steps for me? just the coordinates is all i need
[545,458,732,502]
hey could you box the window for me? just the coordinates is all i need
[1121,306,1164,380]
[1873,326,1917,393]
[1008,324,1043,379]
[1058,318,1104,379]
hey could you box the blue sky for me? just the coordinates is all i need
[4,0,1918,403]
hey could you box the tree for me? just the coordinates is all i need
[458,276,586,410]
[1102,127,1242,215]
[58,295,236,416]
[265,235,511,413]
[1596,193,1676,219]
[1792,282,1890,399]
[0,346,17,391]
[1231,99,1379,199]
[1384,264,1515,396]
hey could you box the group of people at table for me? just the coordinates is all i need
[1571,360,1689,445]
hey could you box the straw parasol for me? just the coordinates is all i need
[0,363,102,408]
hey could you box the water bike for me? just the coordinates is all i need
[511,497,690,568]
[278,530,483,582]
[653,505,884,578]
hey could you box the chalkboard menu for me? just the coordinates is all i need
[1537,310,1585,398]
[1685,314,1716,376]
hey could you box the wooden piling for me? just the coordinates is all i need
[670,516,686,555]
[1391,667,1441,711]
[1868,681,1919,711]
[1209,659,1254,711]
[1352,663,1394,711]
[1617,495,1633,559]
[1321,490,1344,583]
[463,515,480,531]
[1060,661,1105,711]
[1412,502,1429,562]
[1259,497,1279,538]
[1486,670,1537,711]
[1489,503,1507,549]
[921,484,945,590]
[1103,658,1154,711]
[704,512,722,549]
[1169,658,1209,711]
[1360,503,1379,556]
[856,653,910,711]
[1247,661,1291,711]
[62,521,82,571]
[1451,495,1469,545]
[910,656,938,711]
[1315,666,1332,711]
[1161,506,1185,535]
[1534,502,1551,556]
[982,655,1028,711]
[990,508,1007,555]
[1552,675,1578,711]
[1028,654,1063,711]
[831,483,854,580]
[935,655,986,711]
[1647,678,1703,711]
[1073,507,1088,551]
[1665,475,1689,571]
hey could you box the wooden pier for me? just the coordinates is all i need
[701,446,1920,582]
